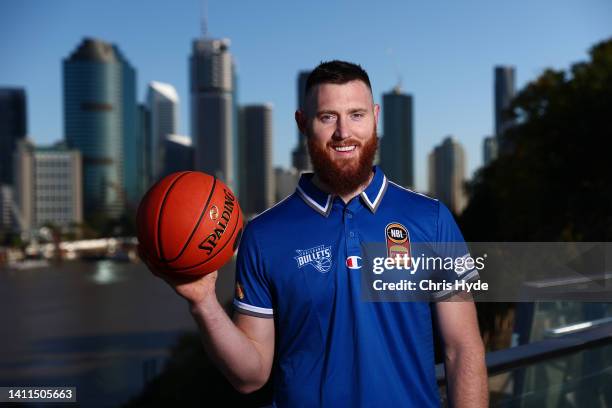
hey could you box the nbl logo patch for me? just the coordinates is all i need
[294,244,332,273]
[385,222,411,266]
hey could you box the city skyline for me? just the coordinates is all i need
[1,0,611,191]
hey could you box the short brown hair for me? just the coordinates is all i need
[305,60,372,97]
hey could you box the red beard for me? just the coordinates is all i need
[307,128,378,197]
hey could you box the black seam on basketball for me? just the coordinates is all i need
[167,208,242,272]
[157,171,192,262]
[162,176,218,263]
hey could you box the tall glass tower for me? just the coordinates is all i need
[63,38,137,219]
[291,70,311,172]
[0,88,27,186]
[190,37,235,190]
[380,86,414,189]
[494,66,516,137]
[239,104,274,216]
[428,136,467,214]
[147,81,179,183]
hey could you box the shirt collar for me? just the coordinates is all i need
[296,166,388,217]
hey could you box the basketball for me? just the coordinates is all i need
[137,171,244,277]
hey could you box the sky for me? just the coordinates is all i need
[1,0,611,192]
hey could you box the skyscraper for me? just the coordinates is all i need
[291,71,311,172]
[147,81,179,183]
[494,66,516,138]
[117,46,139,208]
[0,88,27,185]
[0,185,15,231]
[239,104,274,216]
[483,135,498,166]
[380,86,414,188]
[428,136,467,214]
[137,103,151,196]
[63,38,137,219]
[190,37,235,190]
[163,134,194,177]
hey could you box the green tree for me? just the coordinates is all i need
[461,38,612,242]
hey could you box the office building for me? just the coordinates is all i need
[190,37,235,189]
[274,167,299,203]
[495,66,516,137]
[0,88,27,186]
[147,81,179,183]
[137,103,151,195]
[14,139,82,232]
[163,134,194,177]
[483,135,498,166]
[380,86,414,188]
[291,71,311,172]
[63,38,137,218]
[239,104,274,215]
[0,185,14,231]
[428,136,467,214]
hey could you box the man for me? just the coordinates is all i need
[148,61,488,407]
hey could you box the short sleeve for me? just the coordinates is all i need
[431,201,479,299]
[233,224,274,318]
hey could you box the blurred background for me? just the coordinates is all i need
[1,0,611,406]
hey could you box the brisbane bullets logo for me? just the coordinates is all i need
[385,222,411,267]
[294,245,333,273]
[198,189,236,255]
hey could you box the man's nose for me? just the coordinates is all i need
[333,116,350,140]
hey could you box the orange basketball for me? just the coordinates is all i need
[137,171,244,277]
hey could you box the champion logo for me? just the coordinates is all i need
[346,256,362,269]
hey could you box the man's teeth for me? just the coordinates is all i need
[333,146,356,152]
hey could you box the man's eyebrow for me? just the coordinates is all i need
[316,109,338,115]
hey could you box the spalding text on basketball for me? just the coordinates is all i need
[198,189,236,255]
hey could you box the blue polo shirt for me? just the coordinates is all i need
[233,166,478,407]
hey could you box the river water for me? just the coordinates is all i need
[0,259,236,407]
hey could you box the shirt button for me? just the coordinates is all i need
[349,232,355,237]
[347,213,353,219]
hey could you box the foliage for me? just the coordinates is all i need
[461,38,612,241]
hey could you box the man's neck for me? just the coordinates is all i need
[311,171,374,204]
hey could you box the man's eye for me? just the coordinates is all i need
[320,114,335,123]
[351,112,364,119]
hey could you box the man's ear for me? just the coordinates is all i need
[295,109,307,135]
[374,103,380,127]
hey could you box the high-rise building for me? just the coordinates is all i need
[428,136,467,214]
[0,88,27,186]
[164,134,194,177]
[239,104,274,216]
[190,37,235,190]
[495,66,516,138]
[0,185,15,231]
[380,86,414,188]
[14,139,82,232]
[137,103,151,196]
[483,135,498,166]
[63,38,137,219]
[274,167,299,203]
[292,70,311,172]
[147,81,179,183]
[117,46,139,208]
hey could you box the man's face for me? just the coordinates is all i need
[298,80,380,196]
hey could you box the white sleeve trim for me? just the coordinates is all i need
[233,299,274,315]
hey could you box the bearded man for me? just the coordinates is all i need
[147,60,488,407]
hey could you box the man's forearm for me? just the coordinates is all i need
[190,297,268,393]
[445,343,488,407]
